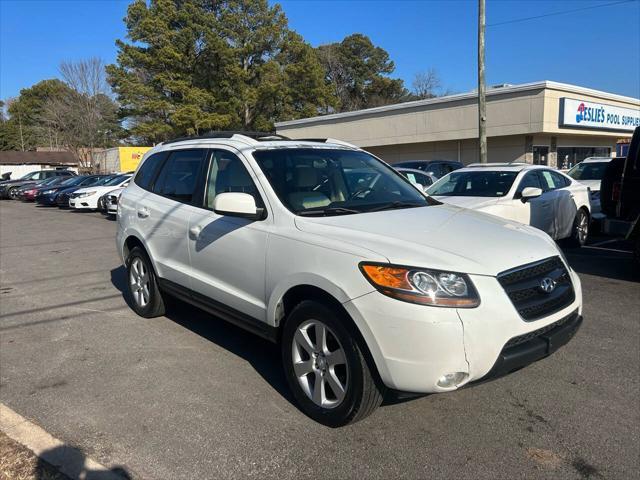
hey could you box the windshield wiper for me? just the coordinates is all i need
[367,201,424,212]
[297,207,361,217]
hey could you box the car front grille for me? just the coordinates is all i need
[497,256,575,321]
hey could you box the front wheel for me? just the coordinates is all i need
[281,300,384,427]
[568,209,589,247]
[8,187,19,199]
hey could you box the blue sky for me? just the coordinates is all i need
[1,0,639,100]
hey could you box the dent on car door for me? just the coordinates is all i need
[187,149,270,322]
[139,149,207,288]
[515,171,556,237]
[548,170,577,239]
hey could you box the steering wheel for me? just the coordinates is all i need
[348,186,374,199]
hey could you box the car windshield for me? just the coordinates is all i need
[252,148,432,215]
[567,162,609,181]
[60,176,86,186]
[37,177,59,186]
[103,175,128,186]
[19,172,39,180]
[427,170,518,197]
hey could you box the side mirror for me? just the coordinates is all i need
[213,192,264,220]
[520,187,543,202]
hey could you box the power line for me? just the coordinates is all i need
[487,0,636,27]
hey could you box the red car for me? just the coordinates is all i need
[16,177,68,201]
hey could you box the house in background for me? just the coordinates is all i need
[0,151,78,179]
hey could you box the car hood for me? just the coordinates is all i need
[574,179,601,191]
[74,185,118,195]
[430,195,500,210]
[0,180,35,187]
[294,204,561,276]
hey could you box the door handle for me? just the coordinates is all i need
[137,207,149,218]
[189,225,202,239]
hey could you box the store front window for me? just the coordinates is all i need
[557,147,611,169]
[533,146,549,165]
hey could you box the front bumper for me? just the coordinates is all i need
[481,311,582,380]
[69,197,96,209]
[343,267,582,394]
[36,194,58,205]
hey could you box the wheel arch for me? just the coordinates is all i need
[272,281,387,390]
[122,233,161,277]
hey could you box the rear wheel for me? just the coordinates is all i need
[281,300,383,427]
[568,209,589,247]
[8,187,19,199]
[126,246,166,318]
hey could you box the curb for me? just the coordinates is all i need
[0,403,128,480]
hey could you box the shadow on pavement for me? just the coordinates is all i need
[110,266,295,406]
[562,241,639,283]
[110,265,420,408]
[36,445,131,480]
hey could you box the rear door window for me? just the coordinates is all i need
[540,170,568,190]
[153,150,206,204]
[135,152,167,191]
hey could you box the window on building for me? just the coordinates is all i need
[557,147,611,169]
[533,146,549,166]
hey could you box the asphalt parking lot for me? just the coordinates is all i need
[1,200,638,480]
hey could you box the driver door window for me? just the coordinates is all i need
[204,150,262,210]
[516,171,542,195]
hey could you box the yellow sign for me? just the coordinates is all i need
[118,147,151,172]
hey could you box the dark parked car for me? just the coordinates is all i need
[393,160,463,179]
[35,175,102,205]
[0,169,75,199]
[15,176,69,201]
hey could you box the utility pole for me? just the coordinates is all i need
[478,0,487,163]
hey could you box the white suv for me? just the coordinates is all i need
[116,133,583,426]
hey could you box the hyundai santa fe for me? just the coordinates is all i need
[116,133,583,426]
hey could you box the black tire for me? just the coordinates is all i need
[567,208,589,248]
[281,300,384,427]
[125,246,166,318]
[8,187,19,200]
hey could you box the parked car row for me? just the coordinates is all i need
[0,169,132,218]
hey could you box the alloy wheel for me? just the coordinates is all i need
[129,257,150,307]
[291,319,349,409]
[577,212,588,244]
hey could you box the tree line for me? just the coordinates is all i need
[1,0,449,152]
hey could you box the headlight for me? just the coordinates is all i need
[359,262,480,307]
[42,189,55,195]
[78,191,96,198]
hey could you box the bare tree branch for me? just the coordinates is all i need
[412,68,442,99]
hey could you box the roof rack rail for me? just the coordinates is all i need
[162,131,290,145]
[296,138,359,149]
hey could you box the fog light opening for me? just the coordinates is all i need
[437,372,468,388]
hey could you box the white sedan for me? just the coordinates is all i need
[566,157,613,221]
[427,163,591,246]
[69,174,131,210]
[105,187,125,216]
